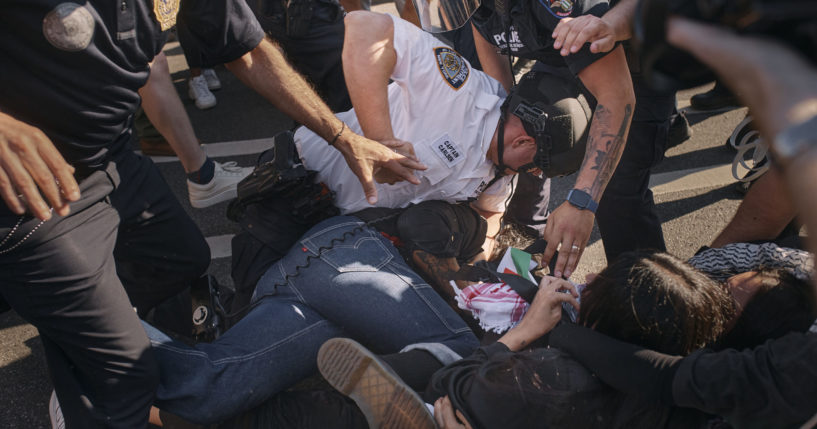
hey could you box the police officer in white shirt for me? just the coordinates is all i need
[295,11,590,257]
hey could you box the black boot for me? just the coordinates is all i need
[667,110,693,149]
[690,81,739,111]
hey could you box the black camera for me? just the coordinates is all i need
[634,0,817,90]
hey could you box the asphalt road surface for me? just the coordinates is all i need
[0,20,766,429]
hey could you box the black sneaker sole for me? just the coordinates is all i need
[317,338,437,429]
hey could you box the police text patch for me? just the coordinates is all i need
[431,135,465,168]
[434,47,470,90]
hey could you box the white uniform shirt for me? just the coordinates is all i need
[295,14,513,214]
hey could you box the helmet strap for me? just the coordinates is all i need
[496,113,515,175]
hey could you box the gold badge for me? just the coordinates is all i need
[153,0,180,31]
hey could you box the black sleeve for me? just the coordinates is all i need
[673,331,817,427]
[427,342,626,429]
[531,0,615,75]
[548,323,681,404]
[178,0,265,66]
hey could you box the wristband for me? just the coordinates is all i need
[329,122,346,146]
[566,189,598,213]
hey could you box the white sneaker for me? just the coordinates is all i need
[49,390,65,429]
[188,75,217,110]
[201,68,221,90]
[187,161,252,208]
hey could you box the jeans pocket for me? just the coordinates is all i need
[317,235,393,272]
[300,220,394,273]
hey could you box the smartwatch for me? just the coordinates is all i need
[566,189,598,213]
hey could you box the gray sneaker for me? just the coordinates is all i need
[188,75,216,110]
[187,161,252,208]
[317,338,437,429]
[49,390,64,429]
[201,68,221,91]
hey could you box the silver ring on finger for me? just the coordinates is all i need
[570,244,580,253]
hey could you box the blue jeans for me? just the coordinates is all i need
[145,216,479,424]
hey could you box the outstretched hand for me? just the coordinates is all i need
[334,132,427,204]
[542,202,595,279]
[0,112,79,220]
[375,139,420,184]
[552,15,618,56]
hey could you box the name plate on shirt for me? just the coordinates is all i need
[431,134,465,168]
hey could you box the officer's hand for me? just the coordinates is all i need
[0,112,79,220]
[434,396,473,429]
[374,139,418,184]
[552,15,617,56]
[542,202,595,279]
[334,132,427,204]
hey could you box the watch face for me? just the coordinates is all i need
[570,190,590,207]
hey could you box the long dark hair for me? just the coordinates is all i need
[579,251,735,355]
[716,268,817,350]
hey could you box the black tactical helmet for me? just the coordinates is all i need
[500,71,592,178]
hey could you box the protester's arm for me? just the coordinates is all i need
[139,52,206,173]
[0,111,79,220]
[470,207,503,263]
[552,0,637,55]
[225,37,425,205]
[549,323,680,401]
[784,148,817,258]
[497,276,578,351]
[710,168,796,248]
[542,46,634,278]
[412,250,462,300]
[471,23,514,91]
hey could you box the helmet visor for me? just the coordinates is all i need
[411,0,481,33]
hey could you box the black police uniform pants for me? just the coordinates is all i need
[254,0,352,112]
[596,77,675,262]
[0,150,209,428]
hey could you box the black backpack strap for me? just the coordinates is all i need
[454,263,539,303]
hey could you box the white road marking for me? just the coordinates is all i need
[143,137,276,163]
[650,163,735,196]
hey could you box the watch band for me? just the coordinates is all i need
[567,189,598,213]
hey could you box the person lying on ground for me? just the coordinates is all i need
[313,242,815,429]
[144,214,481,426]
[145,199,544,428]
[316,250,732,429]
[150,238,815,428]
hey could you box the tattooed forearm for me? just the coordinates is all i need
[411,250,461,299]
[578,103,633,200]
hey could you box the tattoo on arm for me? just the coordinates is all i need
[411,250,461,299]
[581,103,634,200]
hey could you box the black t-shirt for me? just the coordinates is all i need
[0,0,264,168]
[471,0,611,75]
